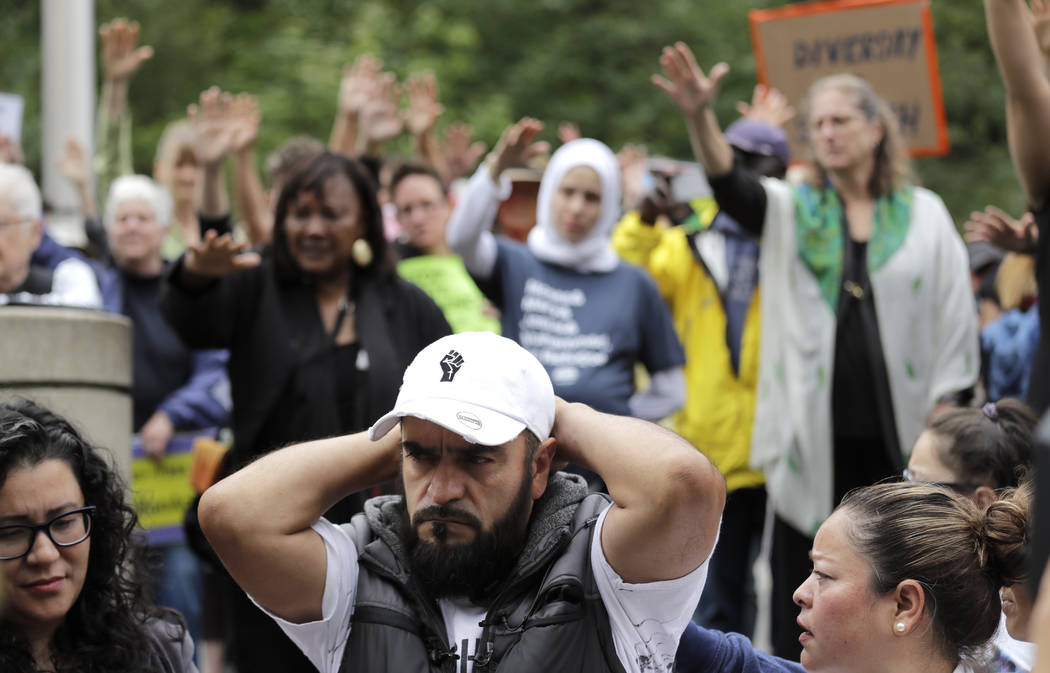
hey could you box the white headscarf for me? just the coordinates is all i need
[527,138,621,273]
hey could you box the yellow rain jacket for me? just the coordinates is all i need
[613,201,764,492]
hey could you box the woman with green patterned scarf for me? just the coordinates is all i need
[654,42,977,661]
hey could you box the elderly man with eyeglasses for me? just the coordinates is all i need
[0,163,100,308]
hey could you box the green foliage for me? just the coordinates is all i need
[1,0,1025,222]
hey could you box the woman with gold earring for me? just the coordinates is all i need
[162,152,450,673]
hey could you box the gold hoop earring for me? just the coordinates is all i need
[352,238,374,267]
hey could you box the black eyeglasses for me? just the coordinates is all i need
[0,506,96,560]
[901,469,980,493]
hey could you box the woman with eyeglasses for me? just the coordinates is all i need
[905,398,1038,672]
[906,398,1037,511]
[0,399,196,673]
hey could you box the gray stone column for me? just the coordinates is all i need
[0,307,132,480]
[41,0,95,248]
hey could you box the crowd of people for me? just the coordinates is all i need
[0,2,1048,672]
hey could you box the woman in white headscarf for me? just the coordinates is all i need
[447,117,685,421]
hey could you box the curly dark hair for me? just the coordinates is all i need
[0,400,179,673]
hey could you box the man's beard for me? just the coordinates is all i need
[399,471,534,606]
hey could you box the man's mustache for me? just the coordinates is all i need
[412,505,481,530]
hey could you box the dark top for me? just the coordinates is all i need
[162,254,451,495]
[1027,201,1050,416]
[675,622,806,673]
[124,271,194,430]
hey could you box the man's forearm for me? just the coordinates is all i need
[553,400,719,513]
[200,430,402,543]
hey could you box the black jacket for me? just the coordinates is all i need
[162,254,451,472]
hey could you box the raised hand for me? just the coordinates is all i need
[441,122,487,183]
[338,54,383,117]
[98,18,153,83]
[57,137,90,189]
[1030,0,1050,57]
[652,42,728,118]
[188,86,238,167]
[617,143,649,211]
[964,205,1039,253]
[558,122,581,144]
[735,83,796,128]
[184,230,262,278]
[489,117,550,181]
[359,70,404,147]
[0,133,24,165]
[228,93,261,153]
[403,71,444,138]
[140,411,175,460]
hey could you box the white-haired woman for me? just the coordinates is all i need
[446,119,686,427]
[654,43,978,659]
[96,174,230,652]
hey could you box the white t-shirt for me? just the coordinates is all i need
[258,503,708,673]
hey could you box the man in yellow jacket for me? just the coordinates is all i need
[612,116,789,636]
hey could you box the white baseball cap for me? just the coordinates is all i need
[369,332,555,446]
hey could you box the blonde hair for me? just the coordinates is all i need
[995,253,1037,311]
[152,120,197,193]
[798,74,913,197]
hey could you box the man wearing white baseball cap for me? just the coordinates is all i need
[200,332,724,673]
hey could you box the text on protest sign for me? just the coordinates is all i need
[749,0,949,158]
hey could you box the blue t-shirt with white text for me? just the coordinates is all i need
[478,238,684,416]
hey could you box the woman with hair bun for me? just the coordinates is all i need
[676,481,1023,673]
[0,399,195,673]
[985,481,1036,671]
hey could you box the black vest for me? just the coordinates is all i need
[339,480,628,673]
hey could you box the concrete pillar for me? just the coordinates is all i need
[0,307,132,480]
[41,0,95,248]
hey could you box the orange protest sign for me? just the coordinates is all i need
[749,0,949,158]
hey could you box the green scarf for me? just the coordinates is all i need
[793,183,913,310]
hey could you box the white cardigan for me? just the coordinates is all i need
[750,178,978,536]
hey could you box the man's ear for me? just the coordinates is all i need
[531,437,558,500]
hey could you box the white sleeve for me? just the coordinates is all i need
[50,258,102,308]
[590,504,709,673]
[445,164,509,279]
[249,518,360,673]
[627,367,686,421]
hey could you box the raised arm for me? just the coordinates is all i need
[652,42,734,179]
[188,87,236,219]
[445,117,549,279]
[199,430,403,623]
[403,71,447,176]
[985,0,1050,207]
[440,122,487,185]
[95,18,152,204]
[329,55,380,156]
[551,398,725,583]
[227,93,271,247]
